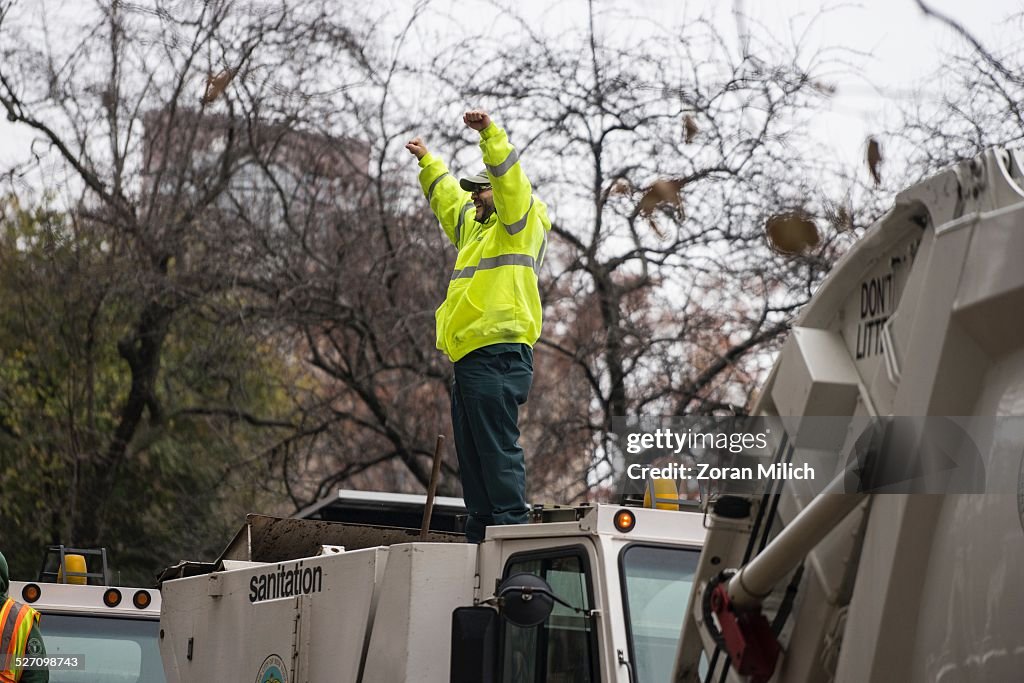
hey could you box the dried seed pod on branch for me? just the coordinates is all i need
[200,68,237,105]
[765,210,820,255]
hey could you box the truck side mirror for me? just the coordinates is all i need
[450,606,498,683]
[497,572,556,628]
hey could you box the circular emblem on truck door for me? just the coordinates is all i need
[255,654,288,683]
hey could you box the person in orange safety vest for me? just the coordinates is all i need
[0,551,48,683]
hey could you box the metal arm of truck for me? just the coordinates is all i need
[727,476,867,610]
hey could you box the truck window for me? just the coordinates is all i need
[620,544,700,683]
[501,550,597,683]
[39,614,166,683]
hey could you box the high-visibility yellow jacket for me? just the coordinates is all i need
[418,121,551,362]
[0,597,41,682]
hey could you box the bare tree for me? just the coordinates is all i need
[897,2,1024,175]
[411,2,863,495]
[0,0,408,573]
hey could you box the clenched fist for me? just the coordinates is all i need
[405,137,428,160]
[463,110,491,132]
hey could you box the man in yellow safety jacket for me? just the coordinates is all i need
[0,552,48,682]
[407,109,551,543]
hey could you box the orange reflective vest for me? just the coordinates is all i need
[0,597,40,682]
[418,121,551,362]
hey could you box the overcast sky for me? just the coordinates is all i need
[417,0,1022,168]
[732,0,1022,167]
[1,0,1021,186]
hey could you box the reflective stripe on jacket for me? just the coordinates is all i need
[418,122,551,362]
[0,597,40,682]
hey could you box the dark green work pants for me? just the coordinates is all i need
[452,343,533,543]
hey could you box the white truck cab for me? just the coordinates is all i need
[10,547,165,683]
[157,504,705,683]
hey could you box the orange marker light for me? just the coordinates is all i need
[103,588,122,607]
[614,509,636,533]
[22,584,41,603]
[133,590,152,609]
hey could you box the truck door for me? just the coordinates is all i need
[499,545,600,683]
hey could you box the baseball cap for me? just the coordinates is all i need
[459,169,491,192]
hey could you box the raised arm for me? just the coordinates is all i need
[464,110,533,235]
[407,136,473,249]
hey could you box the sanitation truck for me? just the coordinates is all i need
[9,546,166,683]
[157,504,705,682]
[157,145,1024,683]
[672,146,1024,682]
